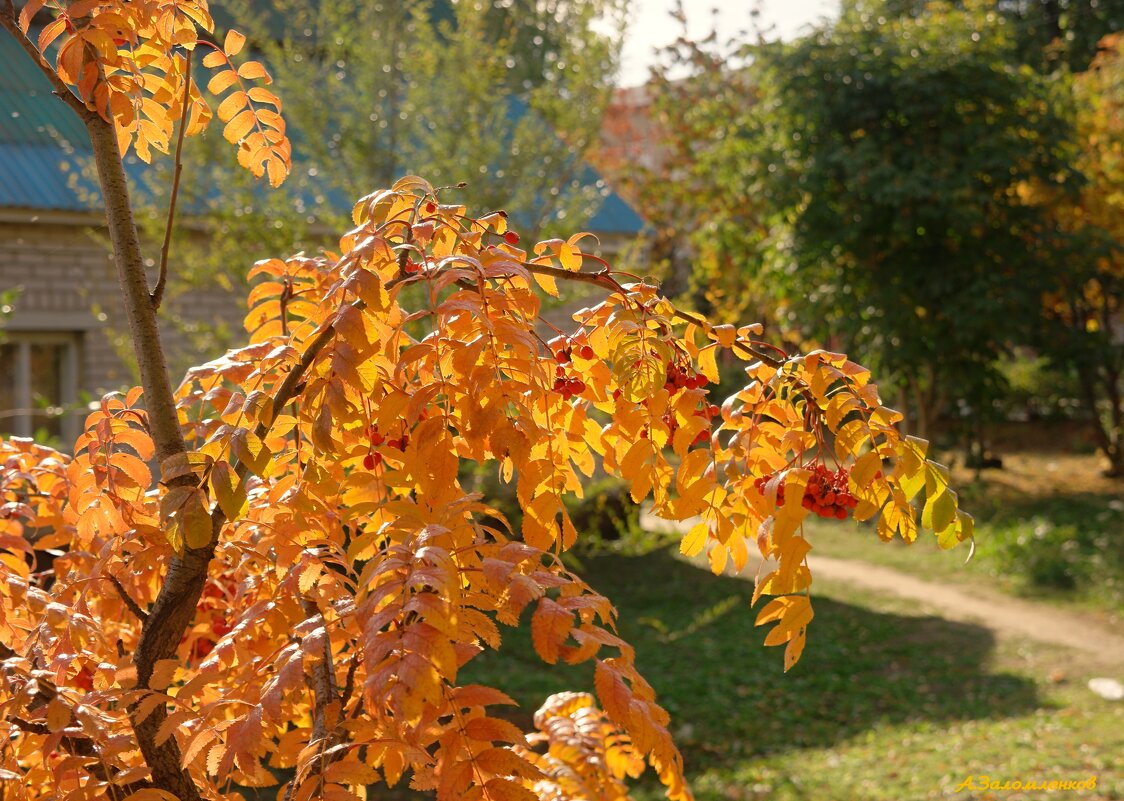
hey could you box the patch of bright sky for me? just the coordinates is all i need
[617,0,839,87]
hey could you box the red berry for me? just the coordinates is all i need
[425,202,437,213]
[503,231,520,245]
[555,349,571,364]
[612,389,622,400]
[579,345,594,360]
[697,375,709,388]
[363,453,376,470]
[370,431,385,446]
[708,404,720,418]
[835,507,848,520]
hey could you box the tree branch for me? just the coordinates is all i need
[77,57,204,801]
[516,260,787,369]
[151,53,192,310]
[0,8,94,121]
[108,575,149,622]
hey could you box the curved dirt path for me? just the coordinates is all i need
[641,511,1124,665]
[806,553,1124,664]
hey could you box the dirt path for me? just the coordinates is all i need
[806,553,1124,664]
[641,511,1124,665]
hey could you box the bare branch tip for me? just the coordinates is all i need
[109,575,149,622]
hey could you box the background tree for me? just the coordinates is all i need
[646,0,1077,445]
[0,1,974,800]
[1031,33,1124,475]
[1000,0,1124,72]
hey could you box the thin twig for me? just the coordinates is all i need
[515,259,788,369]
[152,53,192,310]
[108,575,149,622]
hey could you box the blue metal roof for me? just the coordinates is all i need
[0,33,644,233]
[0,31,98,211]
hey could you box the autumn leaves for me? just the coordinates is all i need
[17,0,290,183]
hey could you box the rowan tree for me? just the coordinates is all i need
[0,2,972,800]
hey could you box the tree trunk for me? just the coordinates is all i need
[87,113,209,801]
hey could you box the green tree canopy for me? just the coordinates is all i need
[669,0,1079,436]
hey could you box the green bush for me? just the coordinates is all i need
[980,505,1124,606]
[564,478,673,556]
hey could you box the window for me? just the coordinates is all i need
[0,332,81,446]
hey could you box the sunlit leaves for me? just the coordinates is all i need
[16,0,289,182]
[0,176,969,800]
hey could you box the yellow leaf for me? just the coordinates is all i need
[709,323,736,348]
[679,520,709,558]
[207,69,238,95]
[484,778,538,801]
[237,60,269,81]
[122,791,180,801]
[697,343,719,383]
[783,628,807,672]
[231,428,272,477]
[210,460,247,520]
[223,29,246,57]
[45,699,70,732]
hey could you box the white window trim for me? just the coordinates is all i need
[2,331,81,447]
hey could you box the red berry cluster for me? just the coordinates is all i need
[754,464,858,520]
[363,424,409,469]
[550,335,595,364]
[664,360,708,393]
[553,366,587,400]
[549,336,594,400]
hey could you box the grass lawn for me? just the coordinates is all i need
[461,546,1123,801]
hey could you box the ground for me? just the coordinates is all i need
[461,449,1124,801]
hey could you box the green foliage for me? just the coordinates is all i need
[981,498,1124,603]
[1000,0,1124,72]
[564,478,671,556]
[993,353,1084,422]
[645,0,1082,437]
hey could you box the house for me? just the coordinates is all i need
[0,30,644,447]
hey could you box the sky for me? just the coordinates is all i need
[617,0,839,86]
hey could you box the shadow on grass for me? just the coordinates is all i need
[463,546,1042,769]
[245,546,1043,800]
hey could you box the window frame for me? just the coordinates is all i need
[0,330,81,446]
